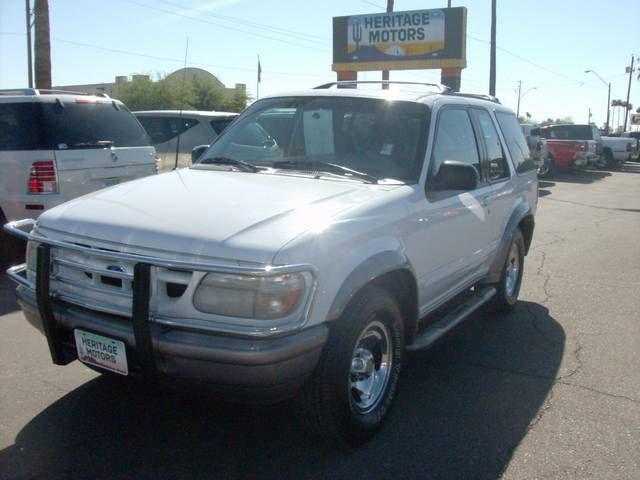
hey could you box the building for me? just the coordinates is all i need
[54,67,246,99]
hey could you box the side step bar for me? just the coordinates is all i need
[406,286,496,351]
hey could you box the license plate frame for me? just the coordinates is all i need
[74,329,128,376]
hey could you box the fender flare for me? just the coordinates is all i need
[326,250,415,322]
[486,204,534,283]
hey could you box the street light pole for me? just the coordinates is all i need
[623,54,634,132]
[489,0,496,96]
[381,0,394,90]
[516,80,521,118]
[585,69,611,134]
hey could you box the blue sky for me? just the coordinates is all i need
[1,0,638,128]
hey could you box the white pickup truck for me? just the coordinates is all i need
[4,83,537,444]
[601,135,635,168]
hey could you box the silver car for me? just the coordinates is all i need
[521,124,550,177]
[135,110,237,172]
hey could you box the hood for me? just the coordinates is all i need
[37,168,397,264]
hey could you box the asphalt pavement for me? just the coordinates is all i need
[1,164,639,480]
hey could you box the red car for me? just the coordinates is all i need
[539,124,604,172]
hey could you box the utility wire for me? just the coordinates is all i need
[0,32,333,78]
[151,0,330,43]
[117,0,330,53]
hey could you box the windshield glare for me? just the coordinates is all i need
[197,96,429,183]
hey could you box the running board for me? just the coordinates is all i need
[406,286,496,351]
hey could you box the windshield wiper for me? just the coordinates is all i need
[273,160,378,184]
[198,156,259,172]
[71,140,114,149]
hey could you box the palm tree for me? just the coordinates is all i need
[34,0,51,89]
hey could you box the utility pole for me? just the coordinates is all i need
[516,80,522,118]
[489,0,496,96]
[25,0,33,88]
[623,54,635,132]
[588,107,592,125]
[381,0,394,90]
[33,0,51,90]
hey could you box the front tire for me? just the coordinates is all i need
[489,230,525,313]
[296,285,404,445]
[538,156,554,178]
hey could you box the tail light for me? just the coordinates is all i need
[28,160,58,194]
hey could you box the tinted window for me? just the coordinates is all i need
[201,97,429,183]
[541,125,593,140]
[41,101,150,149]
[496,111,535,174]
[430,108,480,190]
[475,109,509,181]
[210,118,234,134]
[137,116,198,145]
[0,102,46,150]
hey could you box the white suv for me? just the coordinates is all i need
[0,89,157,264]
[4,82,537,445]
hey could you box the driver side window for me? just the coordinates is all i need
[429,109,481,192]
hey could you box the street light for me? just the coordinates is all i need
[585,69,611,134]
[516,81,537,118]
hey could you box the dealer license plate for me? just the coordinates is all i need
[74,329,128,376]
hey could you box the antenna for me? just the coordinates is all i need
[174,37,189,171]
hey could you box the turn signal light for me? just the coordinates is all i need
[28,160,58,194]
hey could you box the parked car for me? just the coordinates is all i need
[0,88,157,266]
[521,124,550,177]
[621,131,640,161]
[135,110,238,172]
[539,123,604,171]
[4,83,537,444]
[601,135,635,167]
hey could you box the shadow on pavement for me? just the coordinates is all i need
[0,301,564,480]
[548,169,611,184]
[0,273,19,316]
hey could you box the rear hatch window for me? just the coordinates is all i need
[42,100,150,149]
[542,125,593,140]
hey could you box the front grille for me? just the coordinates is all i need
[51,247,136,317]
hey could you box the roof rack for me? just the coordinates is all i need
[443,92,501,104]
[314,80,451,93]
[0,88,110,98]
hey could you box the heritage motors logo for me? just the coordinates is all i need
[347,9,445,60]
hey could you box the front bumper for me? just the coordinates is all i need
[16,284,327,401]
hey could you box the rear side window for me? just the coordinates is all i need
[210,118,234,134]
[137,116,198,145]
[42,101,150,149]
[542,125,593,140]
[474,109,509,181]
[495,112,535,174]
[0,103,46,150]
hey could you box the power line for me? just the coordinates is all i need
[0,32,332,78]
[117,0,330,53]
[151,0,330,44]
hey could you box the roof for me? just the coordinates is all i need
[133,110,238,118]
[260,83,509,111]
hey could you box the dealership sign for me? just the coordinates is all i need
[332,7,467,72]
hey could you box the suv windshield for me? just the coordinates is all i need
[197,96,430,183]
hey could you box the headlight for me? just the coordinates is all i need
[193,272,308,320]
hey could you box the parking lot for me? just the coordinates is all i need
[0,165,639,480]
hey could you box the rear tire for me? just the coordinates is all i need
[296,285,404,445]
[0,211,25,270]
[489,230,525,313]
[538,156,554,178]
[603,149,618,169]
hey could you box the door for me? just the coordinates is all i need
[406,107,495,314]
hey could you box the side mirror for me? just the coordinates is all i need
[191,144,210,164]
[438,160,479,191]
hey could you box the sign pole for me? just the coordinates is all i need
[381,0,394,90]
